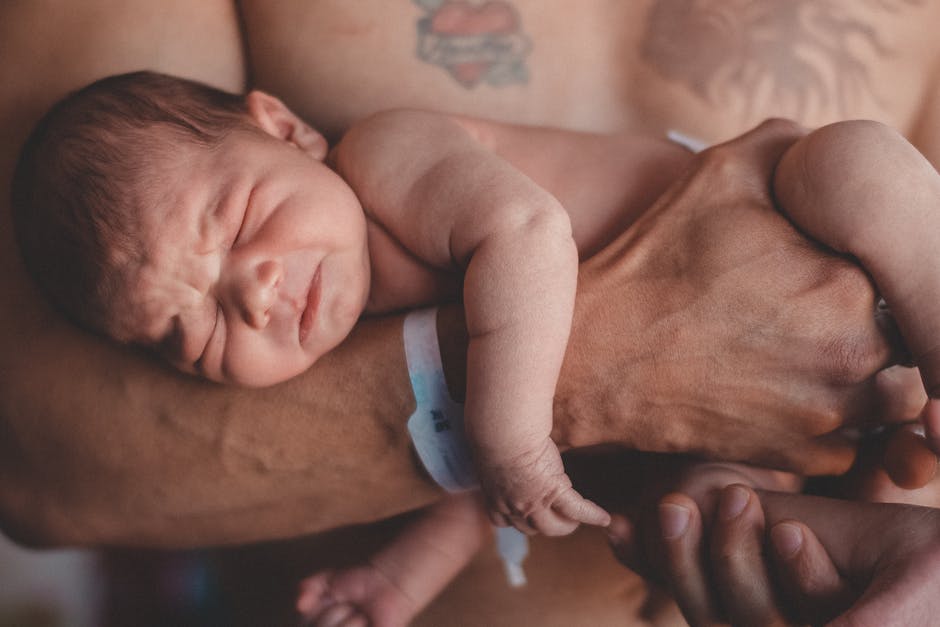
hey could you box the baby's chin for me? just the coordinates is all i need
[216,356,317,388]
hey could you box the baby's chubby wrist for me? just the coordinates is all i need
[435,305,468,404]
[434,301,636,451]
[433,293,653,452]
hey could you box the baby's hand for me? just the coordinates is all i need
[477,437,610,536]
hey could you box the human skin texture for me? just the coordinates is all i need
[0,3,924,549]
[3,2,940,625]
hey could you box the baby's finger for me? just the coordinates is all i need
[527,508,578,536]
[509,515,539,536]
[552,489,611,528]
[313,603,355,627]
[489,510,511,528]
[336,615,368,627]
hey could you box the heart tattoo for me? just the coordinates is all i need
[415,0,532,88]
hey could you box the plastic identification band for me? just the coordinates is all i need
[404,308,478,493]
[666,129,709,153]
[495,526,530,587]
[403,308,529,587]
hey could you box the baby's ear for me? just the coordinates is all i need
[245,90,328,160]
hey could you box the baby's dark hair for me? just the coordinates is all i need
[11,70,252,338]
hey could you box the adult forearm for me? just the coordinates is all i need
[0,308,445,548]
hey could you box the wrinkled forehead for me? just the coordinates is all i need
[105,257,183,346]
[106,190,209,345]
[105,132,249,345]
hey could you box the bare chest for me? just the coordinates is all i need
[241,0,940,142]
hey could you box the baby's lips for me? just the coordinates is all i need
[298,265,322,344]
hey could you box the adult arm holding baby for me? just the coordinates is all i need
[0,1,922,551]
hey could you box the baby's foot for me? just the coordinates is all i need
[479,437,610,536]
[296,563,419,627]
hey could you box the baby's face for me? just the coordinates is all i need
[125,127,370,387]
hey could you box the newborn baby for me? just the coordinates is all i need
[12,71,940,627]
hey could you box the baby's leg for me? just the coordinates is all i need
[296,493,488,627]
[774,120,940,444]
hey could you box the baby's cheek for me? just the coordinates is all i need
[222,336,303,387]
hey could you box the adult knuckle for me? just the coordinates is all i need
[829,260,877,301]
[813,266,882,383]
[699,143,746,180]
[758,116,804,135]
[799,403,844,437]
[823,334,873,385]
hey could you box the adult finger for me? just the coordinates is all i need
[709,485,786,627]
[829,575,937,627]
[874,303,914,368]
[657,494,723,626]
[847,366,927,431]
[768,520,855,624]
[882,425,938,490]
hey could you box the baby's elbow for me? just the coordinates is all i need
[527,197,573,238]
[778,120,923,254]
[509,197,576,262]
[805,120,918,187]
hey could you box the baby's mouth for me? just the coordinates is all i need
[298,265,322,345]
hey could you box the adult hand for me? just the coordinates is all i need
[625,484,940,626]
[555,119,921,476]
[603,457,801,626]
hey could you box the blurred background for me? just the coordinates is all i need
[0,534,231,627]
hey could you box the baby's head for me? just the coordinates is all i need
[12,71,371,387]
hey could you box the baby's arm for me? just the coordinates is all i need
[335,110,609,535]
[774,120,940,447]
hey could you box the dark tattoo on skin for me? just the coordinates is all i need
[413,0,532,89]
[641,0,925,119]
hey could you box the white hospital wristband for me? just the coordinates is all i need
[666,129,709,153]
[403,308,478,493]
[403,308,530,587]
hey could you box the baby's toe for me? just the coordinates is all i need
[297,572,334,614]
[313,602,357,627]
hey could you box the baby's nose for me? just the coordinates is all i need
[242,259,283,329]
